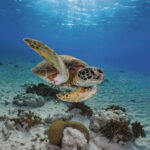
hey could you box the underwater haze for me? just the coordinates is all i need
[0,0,150,150]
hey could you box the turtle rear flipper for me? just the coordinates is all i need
[24,38,69,85]
[57,85,98,102]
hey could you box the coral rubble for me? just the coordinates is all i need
[13,93,45,107]
[89,109,129,132]
[0,115,8,121]
[44,113,74,124]
[131,121,146,138]
[9,109,42,129]
[0,104,146,150]
[89,106,146,145]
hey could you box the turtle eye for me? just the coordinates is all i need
[97,69,103,73]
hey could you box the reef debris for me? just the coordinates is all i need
[89,109,129,132]
[9,109,42,129]
[48,144,60,150]
[44,113,74,124]
[131,121,146,138]
[1,125,10,141]
[90,106,146,145]
[13,93,45,107]
[100,119,133,142]
[66,102,93,117]
[0,115,8,121]
[105,105,126,112]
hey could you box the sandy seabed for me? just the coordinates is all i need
[0,58,150,150]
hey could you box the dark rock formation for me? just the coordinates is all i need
[25,83,60,98]
[66,102,93,117]
[131,121,146,138]
[105,105,126,112]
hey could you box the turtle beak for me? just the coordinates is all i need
[100,73,104,81]
[98,72,104,82]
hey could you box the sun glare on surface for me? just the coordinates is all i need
[19,0,138,28]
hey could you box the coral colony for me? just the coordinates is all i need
[1,95,145,150]
[0,82,145,149]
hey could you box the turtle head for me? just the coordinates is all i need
[76,67,104,86]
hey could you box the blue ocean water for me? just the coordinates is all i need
[0,0,150,150]
[0,0,150,73]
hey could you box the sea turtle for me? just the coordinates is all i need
[24,38,104,102]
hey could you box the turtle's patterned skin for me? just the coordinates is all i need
[24,38,104,102]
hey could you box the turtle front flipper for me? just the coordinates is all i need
[57,85,98,102]
[24,38,69,85]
